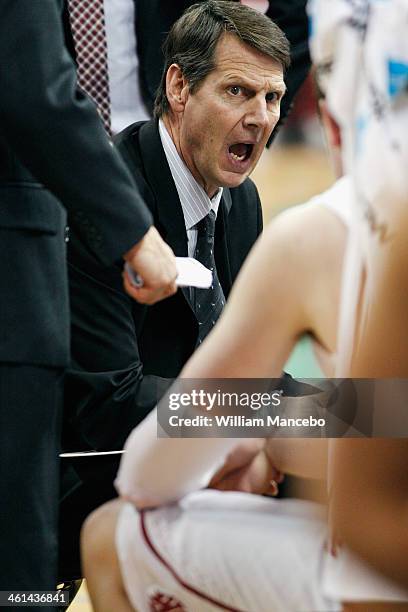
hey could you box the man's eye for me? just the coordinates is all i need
[229,86,242,96]
[266,92,279,103]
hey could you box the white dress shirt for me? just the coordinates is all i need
[158,119,223,257]
[104,0,150,134]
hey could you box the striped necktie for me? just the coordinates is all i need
[68,0,112,134]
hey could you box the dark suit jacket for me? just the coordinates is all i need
[0,0,152,369]
[64,119,263,452]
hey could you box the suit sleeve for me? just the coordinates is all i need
[65,125,177,451]
[0,0,152,264]
[65,235,173,451]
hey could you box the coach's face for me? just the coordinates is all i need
[166,33,285,198]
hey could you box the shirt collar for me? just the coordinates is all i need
[158,119,223,230]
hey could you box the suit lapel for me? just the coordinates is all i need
[138,120,195,310]
[215,189,233,299]
[138,121,188,258]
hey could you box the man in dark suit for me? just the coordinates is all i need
[59,0,290,581]
[0,0,177,600]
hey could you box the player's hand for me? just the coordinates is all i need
[123,226,177,305]
[208,439,284,496]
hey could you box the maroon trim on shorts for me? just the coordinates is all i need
[139,510,246,612]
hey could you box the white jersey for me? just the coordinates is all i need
[304,175,353,229]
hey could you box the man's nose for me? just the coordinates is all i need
[243,97,270,130]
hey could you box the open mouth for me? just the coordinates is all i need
[228,143,254,163]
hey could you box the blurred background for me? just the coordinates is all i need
[254,75,333,224]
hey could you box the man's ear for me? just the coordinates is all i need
[166,64,189,114]
[319,99,341,149]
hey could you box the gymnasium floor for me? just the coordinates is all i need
[69,133,333,611]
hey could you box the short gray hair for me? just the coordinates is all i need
[154,0,290,117]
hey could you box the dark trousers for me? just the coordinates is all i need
[58,455,120,580]
[0,365,63,599]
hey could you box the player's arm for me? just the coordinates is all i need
[181,204,331,379]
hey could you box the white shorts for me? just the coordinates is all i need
[116,490,340,612]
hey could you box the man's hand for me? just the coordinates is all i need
[123,226,177,305]
[208,439,284,496]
